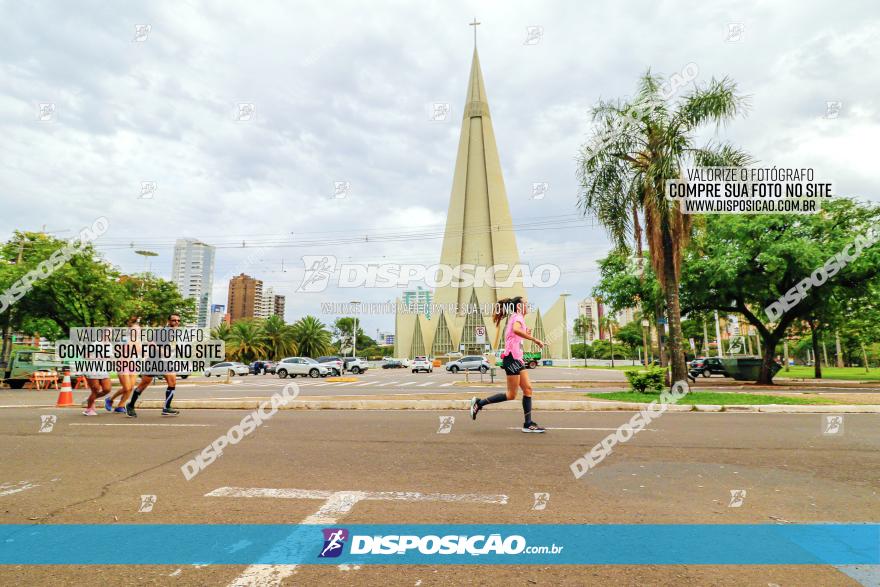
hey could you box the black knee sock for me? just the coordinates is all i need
[164,387,175,410]
[127,389,142,408]
[478,393,508,408]
[522,395,533,424]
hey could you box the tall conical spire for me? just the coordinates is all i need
[434,45,524,319]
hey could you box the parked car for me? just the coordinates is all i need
[445,355,491,373]
[204,362,250,377]
[343,357,369,374]
[317,356,345,376]
[276,357,331,378]
[382,360,405,369]
[1,349,66,389]
[493,350,540,369]
[263,361,277,375]
[411,356,433,373]
[690,357,728,378]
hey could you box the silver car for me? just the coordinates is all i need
[276,357,331,378]
[445,355,491,373]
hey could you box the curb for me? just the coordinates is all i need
[134,399,880,413]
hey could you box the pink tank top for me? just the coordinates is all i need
[501,313,525,361]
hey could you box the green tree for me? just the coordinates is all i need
[680,199,880,383]
[119,274,197,326]
[211,322,232,342]
[292,316,332,358]
[572,314,594,366]
[578,71,751,382]
[226,320,268,363]
[600,315,620,366]
[616,320,644,349]
[262,315,298,360]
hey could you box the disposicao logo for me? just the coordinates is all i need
[318,528,349,558]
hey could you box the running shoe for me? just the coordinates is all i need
[114,407,127,413]
[82,408,98,416]
[162,408,180,417]
[126,405,137,418]
[521,421,546,433]
[469,397,481,420]
[104,398,113,412]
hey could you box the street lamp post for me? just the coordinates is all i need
[350,301,360,358]
[561,293,571,367]
[134,250,158,274]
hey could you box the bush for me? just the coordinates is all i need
[624,366,666,393]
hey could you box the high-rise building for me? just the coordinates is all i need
[577,297,605,342]
[209,304,229,329]
[227,274,262,322]
[394,42,567,359]
[273,294,286,319]
[256,286,275,318]
[171,238,215,327]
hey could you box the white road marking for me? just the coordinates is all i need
[417,382,433,387]
[70,423,213,427]
[0,481,39,497]
[355,381,376,386]
[210,486,507,585]
[208,486,508,505]
[396,381,415,387]
[440,383,455,387]
[0,405,54,409]
[334,382,359,387]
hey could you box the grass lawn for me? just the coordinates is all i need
[585,391,837,405]
[776,366,880,381]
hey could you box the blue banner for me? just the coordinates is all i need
[1,524,877,565]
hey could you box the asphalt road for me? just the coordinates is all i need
[1,403,878,586]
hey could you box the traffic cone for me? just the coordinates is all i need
[55,370,75,407]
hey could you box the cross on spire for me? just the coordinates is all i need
[469,17,481,48]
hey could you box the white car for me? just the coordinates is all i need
[411,356,433,373]
[204,362,250,377]
[276,357,331,378]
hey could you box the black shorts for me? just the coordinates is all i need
[502,354,524,376]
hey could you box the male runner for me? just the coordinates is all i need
[126,313,180,418]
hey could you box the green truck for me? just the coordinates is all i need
[494,350,542,369]
[1,349,66,389]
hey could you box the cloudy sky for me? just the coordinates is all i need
[1,0,877,337]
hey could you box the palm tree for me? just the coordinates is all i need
[573,314,594,367]
[291,315,331,358]
[577,71,751,382]
[211,322,231,342]
[262,315,298,360]
[600,315,619,367]
[226,319,268,363]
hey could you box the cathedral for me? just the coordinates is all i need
[394,45,569,360]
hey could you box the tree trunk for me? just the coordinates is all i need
[758,335,780,384]
[661,235,687,383]
[861,340,870,372]
[821,340,829,367]
[702,317,710,357]
[835,330,844,368]
[783,339,790,371]
[810,320,822,379]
